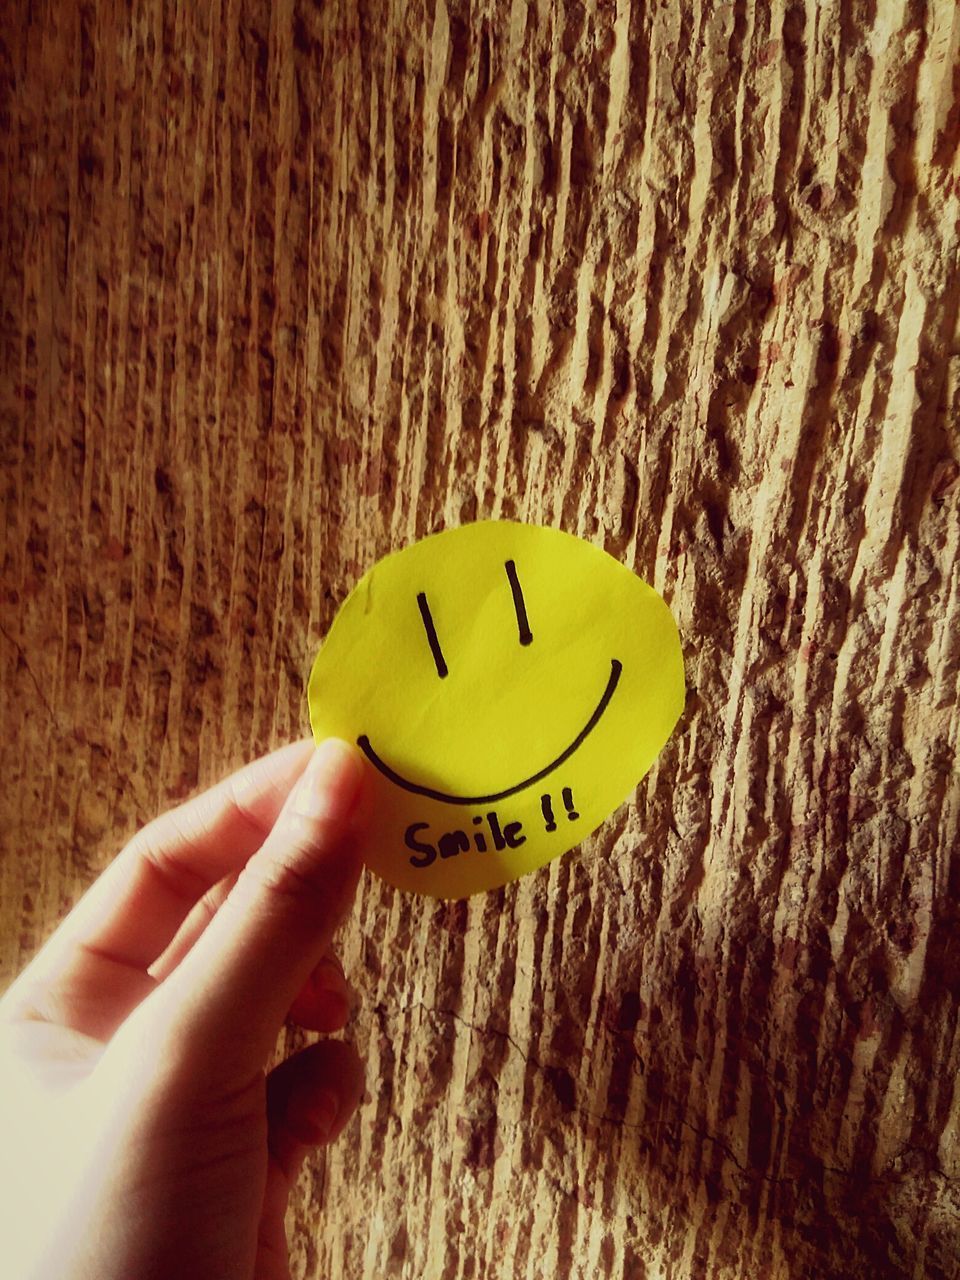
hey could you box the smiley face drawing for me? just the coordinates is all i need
[307,521,685,899]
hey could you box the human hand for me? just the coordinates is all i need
[0,738,370,1280]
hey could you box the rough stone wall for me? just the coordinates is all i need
[2,1,959,1277]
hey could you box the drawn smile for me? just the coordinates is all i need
[357,658,622,805]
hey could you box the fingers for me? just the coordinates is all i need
[265,1039,365,1180]
[147,871,240,981]
[151,884,354,1035]
[253,1177,293,1280]
[15,740,317,987]
[287,955,353,1033]
[3,953,158,1043]
[253,1039,365,1279]
[2,740,317,1040]
[87,739,318,969]
[155,739,368,1078]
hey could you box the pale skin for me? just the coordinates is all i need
[0,737,371,1280]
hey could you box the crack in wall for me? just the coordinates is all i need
[370,999,960,1190]
[0,624,59,729]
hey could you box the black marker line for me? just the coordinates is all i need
[505,559,533,645]
[417,591,448,678]
[357,658,622,805]
[562,786,579,820]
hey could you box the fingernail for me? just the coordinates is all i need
[294,739,364,823]
[316,988,351,1029]
[309,1088,340,1142]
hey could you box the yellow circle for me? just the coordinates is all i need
[308,521,684,898]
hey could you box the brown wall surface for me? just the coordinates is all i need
[2,1,959,1276]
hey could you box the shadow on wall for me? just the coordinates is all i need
[554,811,960,1279]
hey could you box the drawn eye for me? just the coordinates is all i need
[505,559,533,646]
[418,560,532,678]
[417,591,448,678]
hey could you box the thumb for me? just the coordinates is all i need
[155,738,367,1077]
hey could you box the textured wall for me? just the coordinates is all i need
[2,1,960,1276]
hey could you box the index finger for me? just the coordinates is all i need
[12,739,317,995]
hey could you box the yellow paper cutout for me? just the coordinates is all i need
[307,521,684,898]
